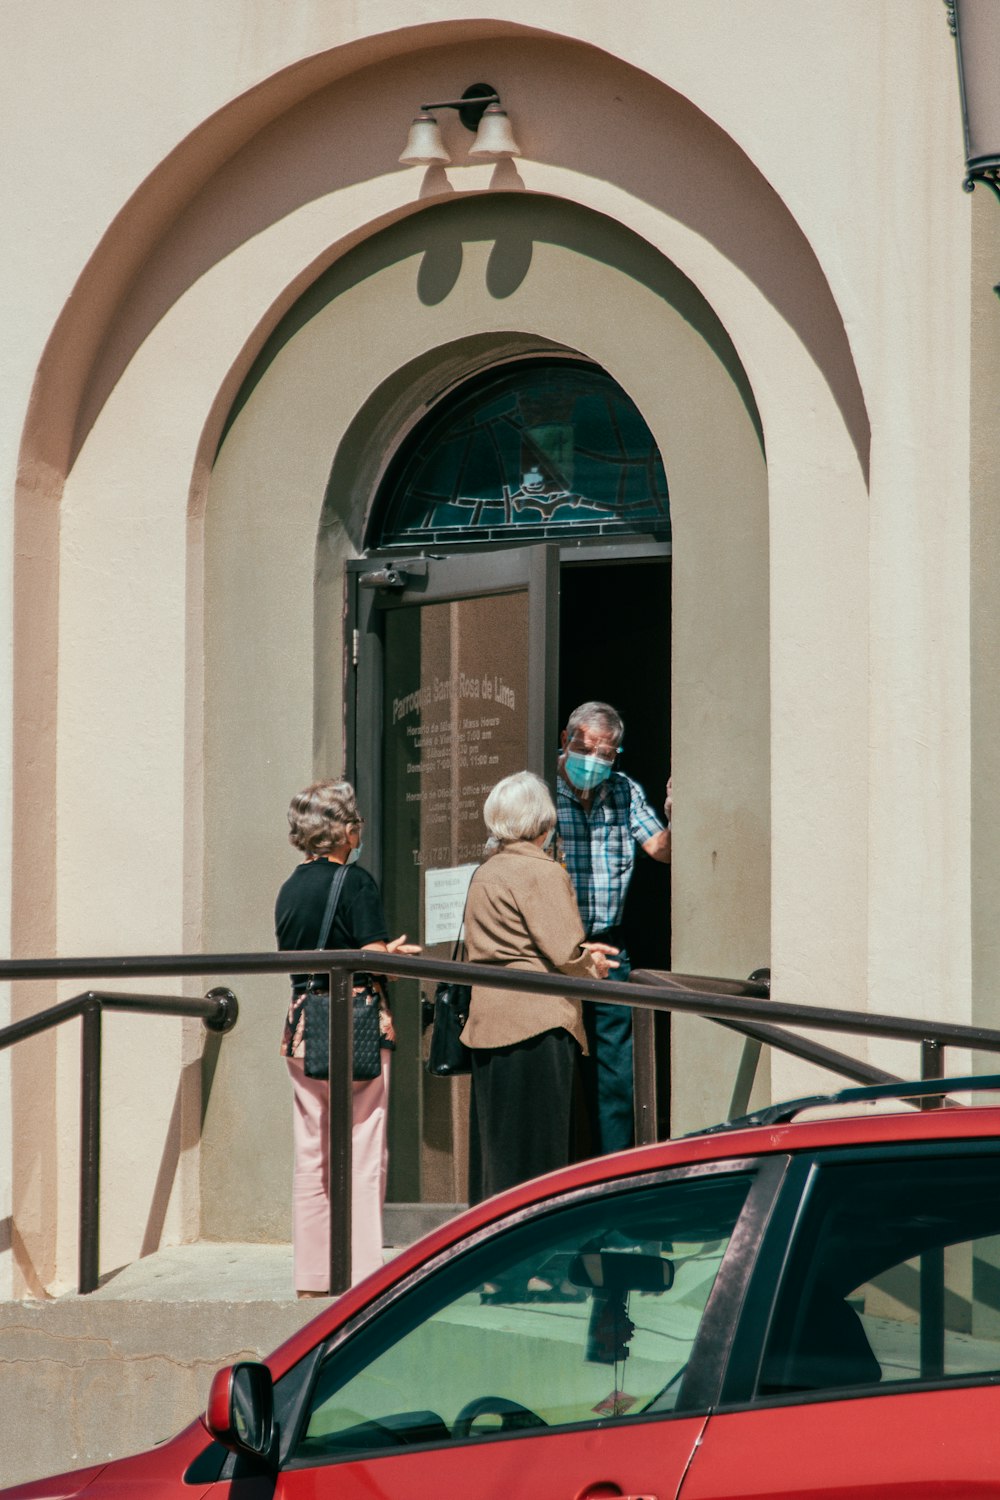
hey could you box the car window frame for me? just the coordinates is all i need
[280,1156,789,1471]
[720,1138,1000,1413]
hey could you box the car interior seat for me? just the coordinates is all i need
[761,1293,882,1395]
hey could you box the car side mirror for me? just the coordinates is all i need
[203,1361,276,1466]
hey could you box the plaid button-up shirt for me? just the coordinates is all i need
[556,771,665,936]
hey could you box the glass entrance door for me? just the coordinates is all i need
[347,547,559,1206]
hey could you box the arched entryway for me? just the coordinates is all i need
[348,354,674,1203]
[199,193,770,1231]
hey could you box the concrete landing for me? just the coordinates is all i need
[74,1239,299,1302]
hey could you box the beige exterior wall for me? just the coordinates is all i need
[0,2,984,1291]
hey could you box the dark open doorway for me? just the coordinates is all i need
[559,556,672,1132]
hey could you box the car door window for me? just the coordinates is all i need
[290,1171,752,1464]
[758,1150,1000,1398]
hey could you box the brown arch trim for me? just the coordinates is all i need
[249,194,765,555]
[21,27,869,496]
[18,19,537,485]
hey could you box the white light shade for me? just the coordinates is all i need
[468,103,521,161]
[399,112,451,166]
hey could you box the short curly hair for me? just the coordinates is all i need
[287,780,360,856]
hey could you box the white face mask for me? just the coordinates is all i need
[346,841,363,865]
[542,827,556,852]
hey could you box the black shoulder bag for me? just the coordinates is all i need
[303,864,382,1082]
[425,919,473,1078]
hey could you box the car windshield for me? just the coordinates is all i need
[292,1171,752,1462]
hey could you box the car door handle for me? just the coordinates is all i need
[577,1491,658,1500]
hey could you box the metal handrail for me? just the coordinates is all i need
[5,950,1000,1294]
[0,987,238,1294]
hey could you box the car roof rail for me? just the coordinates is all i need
[695,1071,1000,1135]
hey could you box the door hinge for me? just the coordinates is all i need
[352,628,359,667]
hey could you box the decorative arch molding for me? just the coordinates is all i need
[217,192,765,554]
[20,26,868,492]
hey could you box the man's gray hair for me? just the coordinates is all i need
[565,700,625,746]
[483,771,556,844]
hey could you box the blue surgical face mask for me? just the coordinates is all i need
[565,751,613,793]
[346,841,363,865]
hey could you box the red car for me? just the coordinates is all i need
[11,1075,1000,1499]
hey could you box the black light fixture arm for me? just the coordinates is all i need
[964,164,1000,204]
[420,83,502,132]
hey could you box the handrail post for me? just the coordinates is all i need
[919,1036,946,1377]
[632,1007,658,1145]
[920,1038,944,1109]
[327,966,353,1294]
[728,1038,763,1121]
[79,999,102,1294]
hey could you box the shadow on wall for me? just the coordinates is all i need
[224,192,765,472]
[417,237,463,305]
[416,160,529,304]
[29,31,870,486]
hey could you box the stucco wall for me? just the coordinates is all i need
[0,3,980,1289]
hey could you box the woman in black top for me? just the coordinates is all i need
[276,780,418,1295]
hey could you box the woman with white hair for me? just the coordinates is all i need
[462,770,618,1205]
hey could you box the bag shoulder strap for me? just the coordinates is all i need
[316,861,350,950]
[450,871,478,962]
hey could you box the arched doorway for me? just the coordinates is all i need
[347,355,672,1208]
[199,193,770,1242]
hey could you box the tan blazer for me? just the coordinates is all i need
[461,840,596,1052]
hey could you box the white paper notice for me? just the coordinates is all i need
[424,863,478,946]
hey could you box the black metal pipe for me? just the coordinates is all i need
[920,1038,944,1109]
[0,989,238,1053]
[632,1008,657,1145]
[717,1019,900,1088]
[1,988,238,1295]
[10,948,1000,1301]
[328,970,354,1294]
[0,995,95,1048]
[919,1043,947,1362]
[628,967,1000,1055]
[79,1002,102,1295]
[4,951,1000,1058]
[727,1038,763,1121]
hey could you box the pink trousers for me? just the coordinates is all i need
[285,1053,390,1290]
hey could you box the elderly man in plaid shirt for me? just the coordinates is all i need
[557,701,671,1155]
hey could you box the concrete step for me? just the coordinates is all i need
[1,1290,312,1488]
[1,1206,465,1489]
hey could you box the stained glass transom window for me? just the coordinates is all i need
[375,360,670,547]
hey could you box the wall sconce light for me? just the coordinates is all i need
[399,81,521,167]
[946,0,1000,201]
